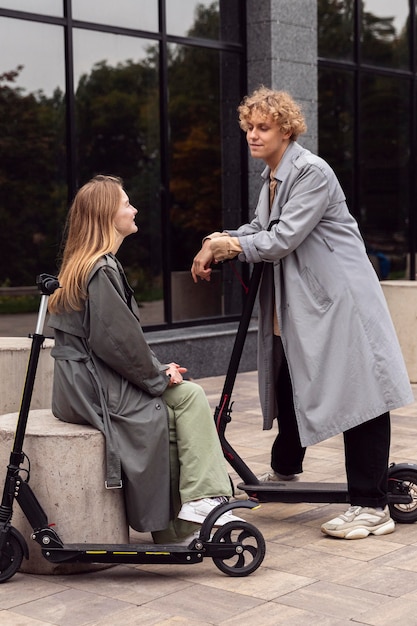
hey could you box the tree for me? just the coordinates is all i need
[167,3,222,269]
[0,67,66,285]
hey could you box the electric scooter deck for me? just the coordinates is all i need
[236,474,416,509]
[237,480,350,503]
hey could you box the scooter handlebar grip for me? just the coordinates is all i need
[36,274,61,295]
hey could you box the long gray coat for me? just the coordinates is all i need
[227,141,413,446]
[48,254,171,532]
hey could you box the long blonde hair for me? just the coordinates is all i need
[48,175,124,313]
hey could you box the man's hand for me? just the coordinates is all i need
[191,239,215,283]
[210,236,242,262]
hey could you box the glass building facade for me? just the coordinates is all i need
[318,0,417,280]
[1,1,417,332]
[0,0,247,328]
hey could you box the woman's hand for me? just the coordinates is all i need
[166,362,187,385]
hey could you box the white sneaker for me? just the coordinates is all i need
[321,505,395,539]
[178,497,245,526]
[257,470,298,482]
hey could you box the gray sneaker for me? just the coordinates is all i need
[257,470,298,482]
[321,505,395,539]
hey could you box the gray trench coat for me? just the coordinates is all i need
[227,141,413,446]
[48,254,171,532]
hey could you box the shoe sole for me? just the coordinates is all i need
[321,518,395,539]
[178,511,245,526]
[257,475,299,482]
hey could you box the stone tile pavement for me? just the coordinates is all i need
[1,371,417,625]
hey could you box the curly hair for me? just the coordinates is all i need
[238,86,307,141]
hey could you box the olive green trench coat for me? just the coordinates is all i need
[48,254,171,532]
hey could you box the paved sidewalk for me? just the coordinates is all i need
[1,371,417,625]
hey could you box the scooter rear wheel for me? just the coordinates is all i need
[211,521,265,577]
[388,468,417,523]
[0,532,24,583]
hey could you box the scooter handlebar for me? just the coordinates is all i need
[36,273,61,296]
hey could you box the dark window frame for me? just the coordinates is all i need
[0,0,249,327]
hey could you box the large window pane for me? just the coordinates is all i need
[0,18,65,96]
[360,75,410,277]
[318,0,354,60]
[168,42,243,321]
[73,30,162,324]
[72,0,158,32]
[362,0,410,69]
[167,0,241,43]
[167,0,219,39]
[0,1,62,16]
[0,17,66,286]
[318,68,354,212]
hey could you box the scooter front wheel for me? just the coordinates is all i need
[211,521,265,577]
[388,467,417,523]
[0,532,24,583]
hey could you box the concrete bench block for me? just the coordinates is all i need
[381,280,417,383]
[0,410,129,575]
[0,338,54,414]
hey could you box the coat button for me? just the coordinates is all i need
[155,403,161,410]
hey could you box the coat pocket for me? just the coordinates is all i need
[300,267,333,312]
[323,237,334,252]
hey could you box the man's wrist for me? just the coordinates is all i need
[202,231,228,244]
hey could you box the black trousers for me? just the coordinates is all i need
[271,336,390,507]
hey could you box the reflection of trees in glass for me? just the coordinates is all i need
[360,75,409,231]
[168,3,221,270]
[75,4,223,284]
[76,59,159,181]
[362,5,409,68]
[0,66,66,285]
[318,69,354,209]
[75,57,162,300]
[319,1,411,274]
[318,0,410,68]
[187,1,219,39]
[1,1,227,299]
[360,75,409,273]
[318,0,354,59]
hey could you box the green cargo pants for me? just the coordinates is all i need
[152,380,232,543]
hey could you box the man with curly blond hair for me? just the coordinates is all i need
[191,87,413,539]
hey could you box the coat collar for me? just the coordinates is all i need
[261,141,304,183]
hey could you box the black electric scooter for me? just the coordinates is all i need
[0,274,266,583]
[215,262,417,524]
